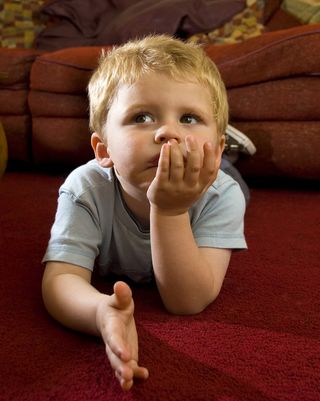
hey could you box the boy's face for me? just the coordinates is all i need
[94,71,224,198]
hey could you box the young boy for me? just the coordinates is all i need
[42,35,247,391]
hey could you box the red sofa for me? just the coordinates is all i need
[1,23,320,181]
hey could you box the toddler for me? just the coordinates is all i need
[42,35,247,391]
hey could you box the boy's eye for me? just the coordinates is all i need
[180,114,199,124]
[134,113,154,124]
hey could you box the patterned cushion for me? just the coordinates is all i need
[188,0,266,45]
[0,0,46,48]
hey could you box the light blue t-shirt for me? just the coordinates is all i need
[43,159,247,283]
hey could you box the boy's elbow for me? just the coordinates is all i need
[41,272,57,316]
[163,293,218,316]
[165,304,204,316]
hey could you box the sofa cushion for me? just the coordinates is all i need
[206,24,320,87]
[29,91,88,117]
[30,47,107,93]
[0,48,42,163]
[0,89,29,115]
[0,0,46,49]
[0,48,42,89]
[29,76,319,122]
[34,0,246,50]
[30,24,320,95]
[228,77,320,121]
[0,115,31,162]
[27,23,320,181]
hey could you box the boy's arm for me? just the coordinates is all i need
[150,211,231,315]
[42,262,148,390]
[147,136,231,314]
[42,261,104,334]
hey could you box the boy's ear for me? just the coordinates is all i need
[91,133,113,168]
[219,134,226,154]
[214,134,226,170]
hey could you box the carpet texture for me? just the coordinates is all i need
[0,171,319,401]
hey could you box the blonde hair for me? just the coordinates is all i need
[88,35,228,136]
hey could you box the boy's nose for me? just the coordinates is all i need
[154,123,181,144]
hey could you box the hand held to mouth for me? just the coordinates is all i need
[147,135,220,216]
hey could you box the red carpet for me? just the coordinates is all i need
[0,171,319,401]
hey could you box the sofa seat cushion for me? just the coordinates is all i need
[228,77,320,121]
[0,115,31,162]
[0,88,30,161]
[32,117,92,166]
[233,121,320,181]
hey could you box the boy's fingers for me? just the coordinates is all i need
[184,135,201,186]
[129,360,149,379]
[134,366,149,380]
[105,329,130,361]
[111,281,132,309]
[114,360,148,391]
[155,143,170,182]
[120,377,134,392]
[105,342,133,380]
[203,141,216,169]
[199,141,217,186]
[103,283,133,361]
[168,139,184,182]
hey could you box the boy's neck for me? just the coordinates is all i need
[118,183,151,230]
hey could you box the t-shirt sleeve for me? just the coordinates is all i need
[42,189,102,270]
[191,174,247,250]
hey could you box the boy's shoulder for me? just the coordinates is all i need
[61,159,115,199]
[211,169,243,194]
[194,169,246,213]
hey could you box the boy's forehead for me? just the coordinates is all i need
[109,72,214,115]
[116,71,207,96]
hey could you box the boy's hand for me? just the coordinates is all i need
[147,135,219,215]
[96,282,149,391]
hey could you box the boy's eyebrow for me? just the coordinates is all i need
[123,104,152,113]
